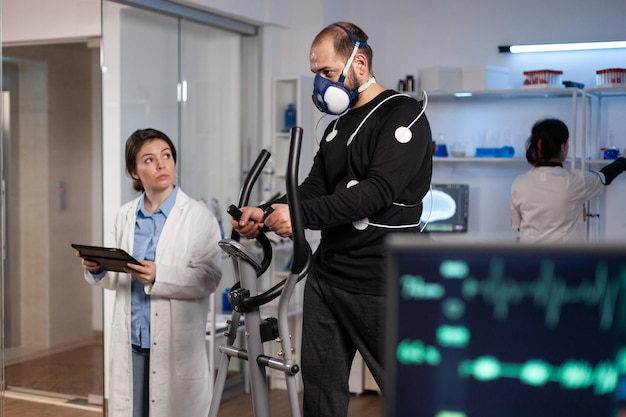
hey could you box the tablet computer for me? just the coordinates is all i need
[72,243,141,272]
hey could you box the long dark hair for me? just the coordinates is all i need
[125,128,177,192]
[525,118,569,166]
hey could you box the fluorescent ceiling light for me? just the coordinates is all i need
[499,41,626,53]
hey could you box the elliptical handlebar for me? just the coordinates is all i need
[240,126,311,309]
[226,148,273,278]
[232,149,271,241]
[226,127,311,311]
[285,126,310,276]
[227,204,273,277]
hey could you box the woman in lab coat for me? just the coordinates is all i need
[79,128,222,417]
[511,118,626,243]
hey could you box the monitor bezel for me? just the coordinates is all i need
[421,183,470,233]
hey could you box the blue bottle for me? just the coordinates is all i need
[283,103,296,132]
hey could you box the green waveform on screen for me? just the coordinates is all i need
[397,338,626,396]
[435,411,466,417]
[462,258,625,330]
[397,339,442,366]
[399,258,626,330]
[457,349,626,395]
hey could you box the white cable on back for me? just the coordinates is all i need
[314,114,337,146]
[409,90,428,130]
[347,90,428,146]
[316,90,432,232]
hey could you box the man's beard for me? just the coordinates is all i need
[344,67,360,92]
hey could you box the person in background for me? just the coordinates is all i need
[77,128,222,417]
[232,22,432,417]
[511,118,626,243]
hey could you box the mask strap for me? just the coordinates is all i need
[333,24,368,80]
[341,43,360,78]
[334,24,367,48]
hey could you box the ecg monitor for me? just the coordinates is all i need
[420,183,469,233]
[385,237,626,417]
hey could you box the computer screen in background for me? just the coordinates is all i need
[386,237,626,417]
[420,184,469,233]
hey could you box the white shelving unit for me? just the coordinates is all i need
[433,156,529,164]
[580,86,626,241]
[581,86,626,167]
[423,87,581,163]
[419,87,582,241]
[270,76,315,193]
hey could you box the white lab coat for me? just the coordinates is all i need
[511,166,604,243]
[85,189,222,417]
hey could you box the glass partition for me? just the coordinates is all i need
[1,42,104,401]
[179,19,243,221]
[0,0,253,411]
[101,0,248,403]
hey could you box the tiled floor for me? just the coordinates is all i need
[2,337,383,417]
[2,389,383,417]
[3,390,102,417]
[4,338,104,399]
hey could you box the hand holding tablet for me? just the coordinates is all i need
[72,243,141,273]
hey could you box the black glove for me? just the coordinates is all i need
[599,156,626,185]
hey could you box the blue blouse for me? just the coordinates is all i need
[130,186,178,348]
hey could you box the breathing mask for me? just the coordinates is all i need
[312,24,369,115]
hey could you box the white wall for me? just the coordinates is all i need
[5,1,625,157]
[172,0,289,26]
[268,0,626,89]
[2,0,101,44]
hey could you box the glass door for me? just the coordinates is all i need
[0,0,254,409]
[178,19,243,226]
[103,2,244,209]
[102,0,249,402]
[1,89,9,414]
[1,5,106,403]
[1,42,105,402]
[179,18,245,397]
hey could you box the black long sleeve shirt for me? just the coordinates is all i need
[296,90,433,295]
